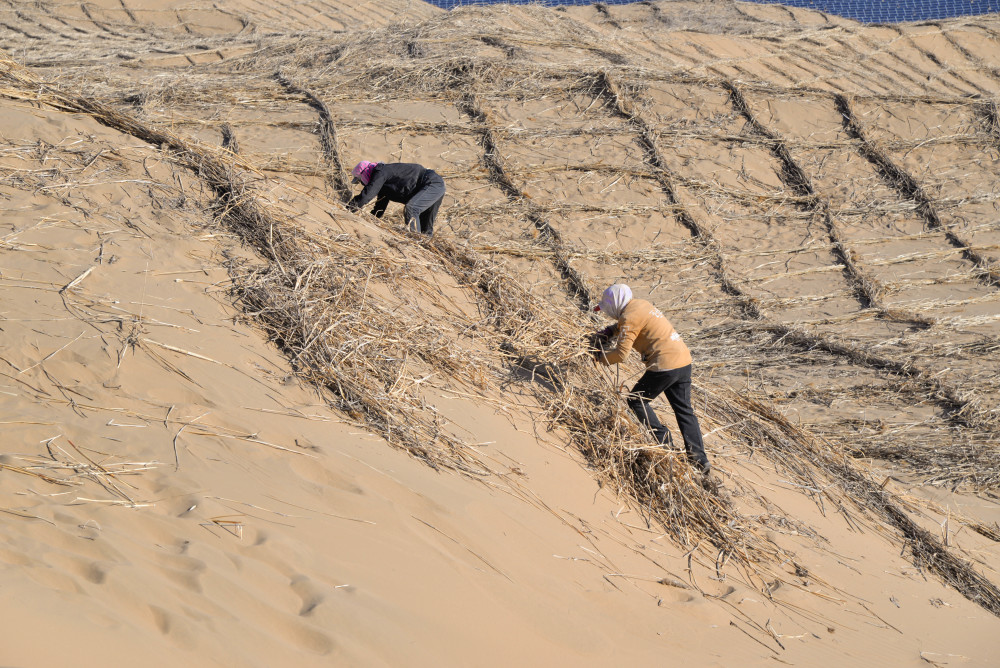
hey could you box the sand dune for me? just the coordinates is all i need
[1,0,1000,665]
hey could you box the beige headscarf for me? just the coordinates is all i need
[596,284,632,320]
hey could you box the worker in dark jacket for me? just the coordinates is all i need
[592,284,711,476]
[347,161,445,235]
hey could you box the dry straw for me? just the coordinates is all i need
[4,4,1000,616]
[2,52,789,578]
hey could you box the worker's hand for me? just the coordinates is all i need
[588,332,608,364]
[587,331,608,352]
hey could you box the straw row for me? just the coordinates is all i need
[596,68,999,433]
[724,79,935,328]
[586,65,1000,613]
[0,55,497,476]
[452,60,594,311]
[835,93,1000,286]
[724,393,1000,616]
[274,71,354,204]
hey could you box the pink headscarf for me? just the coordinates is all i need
[352,161,378,185]
[595,284,632,320]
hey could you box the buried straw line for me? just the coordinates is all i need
[737,394,1000,617]
[452,60,594,312]
[589,69,759,317]
[274,71,353,203]
[835,93,1000,287]
[593,68,996,431]
[0,56,489,474]
[723,80,934,329]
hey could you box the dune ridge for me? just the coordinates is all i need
[2,0,1000,665]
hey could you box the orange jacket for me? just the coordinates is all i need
[598,299,692,371]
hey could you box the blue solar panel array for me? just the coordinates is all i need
[425,0,1000,24]
[748,0,999,23]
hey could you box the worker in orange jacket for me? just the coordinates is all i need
[593,284,710,475]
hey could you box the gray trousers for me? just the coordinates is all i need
[403,171,445,235]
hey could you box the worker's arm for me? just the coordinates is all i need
[599,320,638,366]
[371,195,389,218]
[347,168,388,211]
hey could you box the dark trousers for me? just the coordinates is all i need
[404,171,445,235]
[627,365,709,471]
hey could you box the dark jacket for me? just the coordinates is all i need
[347,163,433,217]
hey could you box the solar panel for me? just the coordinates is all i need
[425,0,1000,24]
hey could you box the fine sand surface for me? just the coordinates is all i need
[2,0,1000,665]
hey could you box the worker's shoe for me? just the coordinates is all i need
[694,461,718,490]
[703,472,720,492]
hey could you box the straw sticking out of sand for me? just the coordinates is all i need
[2,1,1000,665]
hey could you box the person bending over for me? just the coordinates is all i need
[347,161,445,235]
[592,284,710,475]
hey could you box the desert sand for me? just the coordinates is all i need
[1,0,999,665]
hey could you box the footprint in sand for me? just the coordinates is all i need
[0,546,34,567]
[657,587,696,604]
[171,495,202,518]
[149,605,172,635]
[290,574,325,617]
[208,573,335,655]
[153,552,207,593]
[698,580,738,600]
[44,552,109,585]
[77,560,108,585]
[146,604,199,650]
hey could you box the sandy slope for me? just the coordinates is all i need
[2,0,1000,666]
